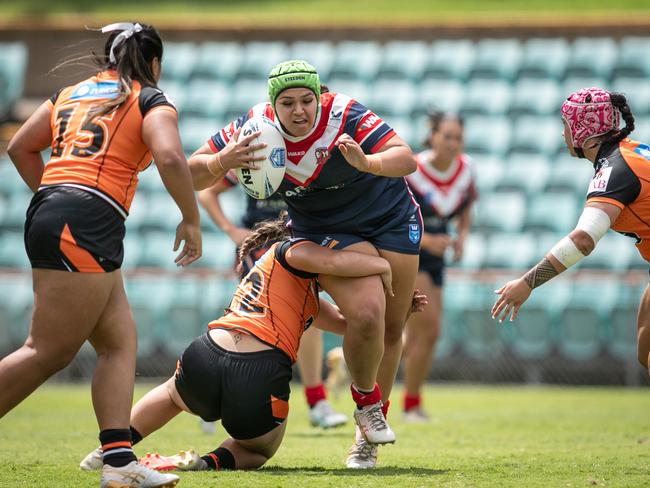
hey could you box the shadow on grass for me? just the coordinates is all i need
[289,431,352,439]
[260,466,448,476]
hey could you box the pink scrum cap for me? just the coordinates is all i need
[561,87,620,149]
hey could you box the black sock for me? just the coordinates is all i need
[130,426,143,446]
[99,429,137,468]
[201,447,236,470]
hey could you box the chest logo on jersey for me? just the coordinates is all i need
[634,143,650,161]
[70,81,119,100]
[315,147,330,165]
[588,166,613,193]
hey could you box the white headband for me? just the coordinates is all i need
[100,22,143,64]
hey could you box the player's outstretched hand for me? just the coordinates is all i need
[409,289,429,318]
[173,220,202,267]
[491,278,532,323]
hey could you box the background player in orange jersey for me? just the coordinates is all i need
[493,87,650,376]
[80,216,426,473]
[198,175,347,431]
[1,23,202,488]
[402,112,476,423]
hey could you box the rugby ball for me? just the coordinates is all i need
[236,116,287,199]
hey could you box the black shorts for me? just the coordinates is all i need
[24,186,125,272]
[174,332,292,440]
[419,250,445,287]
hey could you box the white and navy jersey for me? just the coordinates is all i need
[406,150,477,234]
[209,92,417,233]
[223,171,287,229]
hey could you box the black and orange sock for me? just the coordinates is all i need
[99,429,137,468]
[201,447,235,470]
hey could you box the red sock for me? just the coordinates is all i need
[304,384,327,408]
[382,399,390,418]
[350,383,381,408]
[404,393,421,412]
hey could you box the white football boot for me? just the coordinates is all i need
[346,426,378,469]
[100,461,179,488]
[80,446,103,471]
[308,399,348,429]
[353,401,395,444]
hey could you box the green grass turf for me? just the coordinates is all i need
[0,382,648,487]
[1,0,650,24]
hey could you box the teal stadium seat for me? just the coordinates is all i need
[608,282,645,361]
[327,78,371,106]
[382,116,415,148]
[460,79,512,116]
[198,233,237,272]
[474,192,526,233]
[369,79,417,117]
[471,155,503,194]
[524,192,579,233]
[517,38,569,80]
[424,40,475,82]
[228,79,267,120]
[470,39,522,81]
[577,231,633,271]
[137,231,179,270]
[0,275,33,348]
[557,282,617,361]
[290,41,336,80]
[496,154,550,195]
[611,77,650,115]
[0,42,27,119]
[464,116,511,156]
[0,231,29,269]
[566,37,617,80]
[632,118,650,142]
[179,116,221,155]
[2,191,30,231]
[121,233,143,272]
[378,41,428,80]
[238,42,290,80]
[200,277,239,326]
[544,154,595,195]
[454,233,485,271]
[614,37,650,79]
[510,116,563,157]
[330,41,382,81]
[509,79,561,116]
[125,277,173,356]
[483,232,536,269]
[417,79,464,115]
[508,281,570,360]
[562,76,607,101]
[160,42,198,83]
[217,185,246,230]
[135,166,164,195]
[183,79,230,118]
[192,42,243,82]
[158,80,186,114]
[141,193,181,233]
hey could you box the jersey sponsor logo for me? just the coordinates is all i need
[269,148,286,168]
[588,166,613,193]
[331,110,343,119]
[408,223,421,244]
[288,150,306,157]
[359,113,380,131]
[320,236,339,248]
[284,185,310,197]
[70,81,119,100]
[315,146,329,165]
[633,143,650,161]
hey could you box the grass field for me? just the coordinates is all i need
[0,383,648,487]
[1,0,650,25]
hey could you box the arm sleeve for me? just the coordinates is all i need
[345,99,396,154]
[274,239,319,279]
[139,85,177,116]
[585,156,640,208]
[208,114,249,153]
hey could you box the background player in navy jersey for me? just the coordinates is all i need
[402,112,476,423]
[188,60,420,468]
[198,173,348,430]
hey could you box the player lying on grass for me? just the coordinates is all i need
[81,215,427,472]
[493,87,650,375]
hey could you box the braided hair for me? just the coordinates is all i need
[237,212,291,269]
[602,91,635,146]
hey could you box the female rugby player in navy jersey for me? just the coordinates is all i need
[188,60,420,468]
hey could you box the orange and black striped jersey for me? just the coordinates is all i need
[208,238,320,363]
[40,70,176,217]
[586,138,650,261]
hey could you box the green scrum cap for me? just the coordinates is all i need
[268,59,320,108]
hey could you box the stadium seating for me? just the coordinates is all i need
[0,42,28,119]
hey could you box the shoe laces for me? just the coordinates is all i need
[364,403,387,432]
[349,439,377,461]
